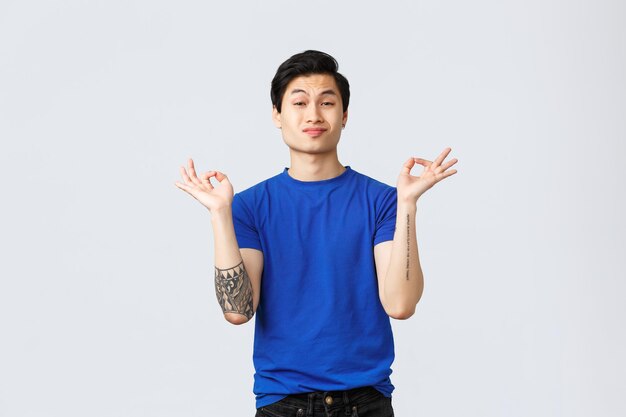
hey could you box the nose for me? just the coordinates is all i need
[306,104,323,123]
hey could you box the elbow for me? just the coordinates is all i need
[385,304,416,320]
[223,312,253,325]
[383,291,422,320]
[388,307,415,320]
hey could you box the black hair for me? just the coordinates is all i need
[270,50,350,113]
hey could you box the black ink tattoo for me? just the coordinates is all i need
[406,214,410,281]
[214,261,254,319]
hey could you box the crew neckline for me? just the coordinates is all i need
[280,165,353,186]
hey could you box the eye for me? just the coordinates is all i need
[293,101,306,106]
[321,102,335,106]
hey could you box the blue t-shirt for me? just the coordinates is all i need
[231,165,398,409]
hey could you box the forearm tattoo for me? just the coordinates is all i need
[214,261,254,319]
[406,214,410,281]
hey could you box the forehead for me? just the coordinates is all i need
[283,73,339,96]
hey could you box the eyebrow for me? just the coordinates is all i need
[289,89,337,96]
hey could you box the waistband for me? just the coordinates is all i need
[259,385,386,416]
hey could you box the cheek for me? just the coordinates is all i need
[280,113,300,128]
[330,109,345,123]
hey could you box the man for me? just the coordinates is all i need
[175,50,458,417]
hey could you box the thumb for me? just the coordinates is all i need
[214,171,231,184]
[400,157,416,175]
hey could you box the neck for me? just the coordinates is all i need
[286,150,345,181]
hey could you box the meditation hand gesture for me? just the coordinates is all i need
[175,158,234,213]
[396,147,458,204]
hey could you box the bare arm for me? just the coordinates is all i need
[211,208,263,324]
[175,158,263,325]
[374,148,458,320]
[374,203,423,320]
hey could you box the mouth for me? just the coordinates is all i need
[302,128,327,137]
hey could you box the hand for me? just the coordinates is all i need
[174,158,234,213]
[397,147,458,203]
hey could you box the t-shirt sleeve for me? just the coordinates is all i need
[231,193,263,251]
[373,186,398,245]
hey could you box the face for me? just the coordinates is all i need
[272,73,348,156]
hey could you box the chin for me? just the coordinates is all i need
[283,137,340,154]
[286,143,339,155]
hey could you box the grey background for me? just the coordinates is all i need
[1,0,625,416]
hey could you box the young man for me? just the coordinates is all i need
[175,50,458,417]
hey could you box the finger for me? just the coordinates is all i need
[200,171,216,189]
[180,166,193,184]
[438,169,458,180]
[435,158,458,174]
[400,157,416,175]
[174,181,192,192]
[432,147,452,168]
[175,181,203,200]
[187,158,203,186]
[214,171,230,183]
[413,158,432,168]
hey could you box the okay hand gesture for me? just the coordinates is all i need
[396,147,458,204]
[174,158,234,213]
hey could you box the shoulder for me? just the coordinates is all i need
[232,174,281,224]
[234,172,282,205]
[350,168,397,200]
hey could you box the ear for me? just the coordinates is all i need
[342,109,348,127]
[272,106,281,128]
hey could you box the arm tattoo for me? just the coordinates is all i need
[406,214,410,281]
[214,261,254,319]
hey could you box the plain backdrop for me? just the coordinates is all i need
[1,1,625,416]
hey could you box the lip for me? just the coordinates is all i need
[302,127,327,137]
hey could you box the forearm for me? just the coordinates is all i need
[211,208,244,267]
[210,208,253,324]
[383,200,424,318]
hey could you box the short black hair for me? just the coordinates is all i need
[271,50,350,113]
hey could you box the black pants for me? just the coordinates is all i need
[255,386,394,417]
